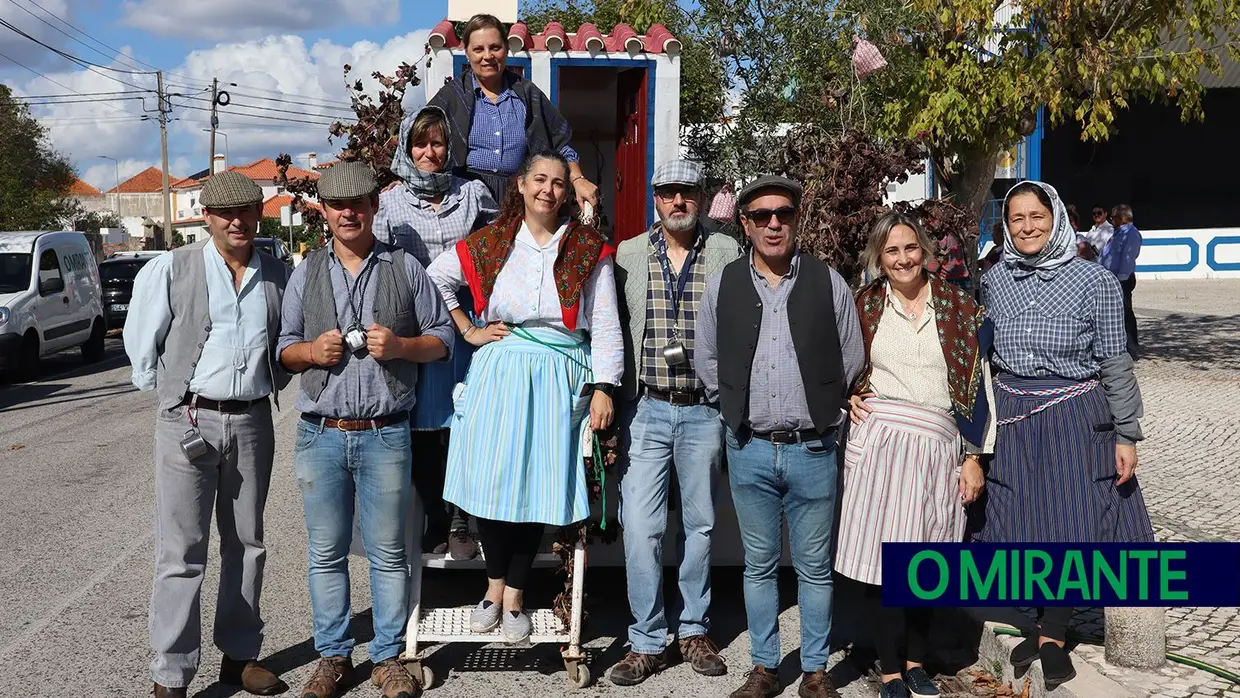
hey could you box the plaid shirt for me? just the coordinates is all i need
[641,226,708,391]
[466,74,579,174]
[982,258,1128,380]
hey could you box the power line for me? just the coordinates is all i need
[224,87,355,110]
[4,0,152,74]
[172,93,351,121]
[176,103,341,128]
[14,0,183,79]
[18,96,150,106]
[0,17,151,74]
[0,48,148,117]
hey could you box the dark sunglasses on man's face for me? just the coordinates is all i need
[1092,210,1106,217]
[742,206,797,226]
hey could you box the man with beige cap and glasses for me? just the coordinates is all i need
[125,170,292,697]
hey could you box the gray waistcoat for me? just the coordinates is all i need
[298,243,418,404]
[154,240,291,410]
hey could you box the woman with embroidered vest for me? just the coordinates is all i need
[426,151,622,643]
[375,105,498,561]
[838,213,994,698]
[977,181,1151,691]
[428,13,600,209]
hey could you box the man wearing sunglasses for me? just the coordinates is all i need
[608,160,741,687]
[1080,205,1115,259]
[696,175,864,698]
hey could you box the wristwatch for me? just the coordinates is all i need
[592,382,616,397]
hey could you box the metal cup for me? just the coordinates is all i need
[180,431,209,459]
[662,341,689,367]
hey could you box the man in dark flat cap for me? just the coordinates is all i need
[125,170,291,698]
[278,161,454,698]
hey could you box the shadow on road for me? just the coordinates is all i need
[0,338,128,390]
[0,381,136,412]
[1136,310,1240,370]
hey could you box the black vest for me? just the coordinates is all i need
[716,255,845,435]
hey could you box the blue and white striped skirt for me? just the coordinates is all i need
[975,374,1154,543]
[412,333,475,430]
[442,326,593,526]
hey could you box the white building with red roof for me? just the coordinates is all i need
[171,156,320,243]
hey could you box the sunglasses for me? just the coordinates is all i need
[741,206,797,226]
[654,185,700,202]
[1092,210,1106,217]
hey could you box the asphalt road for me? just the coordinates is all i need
[0,336,897,698]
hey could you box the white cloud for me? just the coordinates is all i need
[0,0,76,69]
[12,28,432,191]
[120,0,400,40]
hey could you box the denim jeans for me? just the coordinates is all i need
[619,396,723,653]
[293,419,412,663]
[725,427,839,672]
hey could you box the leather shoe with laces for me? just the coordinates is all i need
[299,656,353,698]
[219,656,289,695]
[152,684,187,698]
[730,665,780,698]
[798,669,843,698]
[607,649,668,686]
[371,658,418,698]
[679,635,727,676]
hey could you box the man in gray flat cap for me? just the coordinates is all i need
[124,169,291,697]
[278,161,454,698]
[608,159,740,687]
[696,174,863,698]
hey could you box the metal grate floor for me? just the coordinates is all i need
[414,606,569,644]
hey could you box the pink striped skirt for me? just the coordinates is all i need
[835,399,965,586]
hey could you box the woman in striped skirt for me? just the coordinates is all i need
[426,151,622,643]
[838,213,994,698]
[977,181,1152,690]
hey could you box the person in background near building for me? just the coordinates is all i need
[980,221,1005,274]
[125,171,291,698]
[375,104,499,560]
[697,175,864,698]
[278,162,455,698]
[977,181,1151,692]
[607,160,741,686]
[1079,205,1114,260]
[1100,204,1142,356]
[427,151,622,645]
[839,212,995,698]
[928,230,971,292]
[429,13,601,209]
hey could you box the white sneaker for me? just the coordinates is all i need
[501,609,532,643]
[469,600,500,633]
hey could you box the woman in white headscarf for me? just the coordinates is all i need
[375,105,498,560]
[975,181,1151,691]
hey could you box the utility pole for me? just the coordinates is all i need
[208,77,219,175]
[157,70,172,250]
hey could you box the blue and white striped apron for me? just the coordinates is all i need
[976,374,1153,543]
[442,326,593,525]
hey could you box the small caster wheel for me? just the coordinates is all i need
[419,664,436,689]
[566,661,591,689]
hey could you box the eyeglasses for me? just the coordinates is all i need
[654,185,700,202]
[1092,210,1106,217]
[741,206,797,226]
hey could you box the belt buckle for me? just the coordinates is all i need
[669,391,694,406]
[770,430,795,444]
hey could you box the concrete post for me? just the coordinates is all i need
[1105,607,1166,669]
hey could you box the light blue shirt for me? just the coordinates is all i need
[125,241,272,401]
[1099,222,1142,281]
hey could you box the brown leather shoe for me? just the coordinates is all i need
[730,665,780,698]
[220,656,289,695]
[679,635,727,676]
[371,658,418,698]
[152,684,187,698]
[299,657,353,698]
[798,669,843,698]
[607,649,668,686]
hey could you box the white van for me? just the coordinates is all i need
[0,231,107,373]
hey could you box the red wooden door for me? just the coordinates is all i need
[614,67,649,242]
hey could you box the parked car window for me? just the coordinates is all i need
[38,250,62,287]
[0,253,32,293]
[99,260,148,282]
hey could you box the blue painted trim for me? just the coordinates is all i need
[1027,107,1044,181]
[1135,237,1200,273]
[1206,235,1240,271]
[546,55,658,230]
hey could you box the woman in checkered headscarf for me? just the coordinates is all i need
[976,181,1152,691]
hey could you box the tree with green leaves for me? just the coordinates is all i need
[0,85,79,231]
[71,209,121,236]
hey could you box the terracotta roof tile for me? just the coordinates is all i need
[429,19,679,55]
[68,176,102,196]
[106,166,181,194]
[231,158,318,182]
[261,194,321,219]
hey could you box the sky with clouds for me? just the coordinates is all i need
[0,0,453,191]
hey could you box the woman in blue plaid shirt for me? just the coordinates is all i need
[975,181,1152,691]
[375,105,498,561]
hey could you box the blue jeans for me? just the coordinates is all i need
[619,396,723,653]
[293,419,412,663]
[725,427,839,671]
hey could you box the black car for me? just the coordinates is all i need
[99,253,158,330]
[253,237,295,270]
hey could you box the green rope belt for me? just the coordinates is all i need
[507,325,610,530]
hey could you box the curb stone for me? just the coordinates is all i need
[975,622,1137,698]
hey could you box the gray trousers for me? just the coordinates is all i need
[149,400,275,688]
